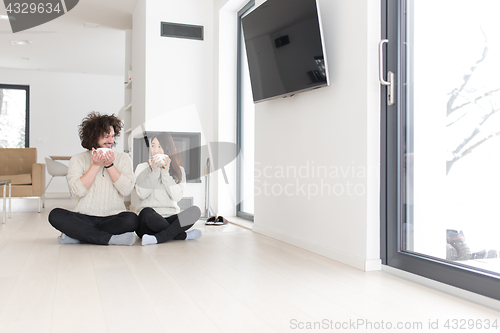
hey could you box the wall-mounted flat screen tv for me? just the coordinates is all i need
[241,0,330,103]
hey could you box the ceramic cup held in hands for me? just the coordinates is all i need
[94,148,111,157]
[153,154,169,166]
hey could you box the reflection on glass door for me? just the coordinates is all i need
[237,1,255,219]
[239,25,255,216]
[402,0,500,274]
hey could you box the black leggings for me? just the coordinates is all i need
[136,206,201,243]
[48,208,139,245]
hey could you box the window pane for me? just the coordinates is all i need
[0,87,28,148]
[240,24,255,215]
[403,0,500,274]
[238,1,255,219]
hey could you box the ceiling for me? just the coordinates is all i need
[0,0,138,76]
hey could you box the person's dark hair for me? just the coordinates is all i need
[79,112,123,150]
[152,132,182,183]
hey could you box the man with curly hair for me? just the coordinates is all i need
[48,112,138,245]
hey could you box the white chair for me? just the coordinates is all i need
[45,157,71,197]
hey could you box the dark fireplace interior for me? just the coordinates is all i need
[133,131,202,183]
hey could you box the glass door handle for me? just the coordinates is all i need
[378,39,395,106]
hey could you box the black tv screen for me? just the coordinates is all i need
[241,0,329,103]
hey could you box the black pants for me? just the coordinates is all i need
[136,206,201,243]
[48,208,139,245]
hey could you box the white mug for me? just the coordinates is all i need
[153,154,168,165]
[94,148,111,156]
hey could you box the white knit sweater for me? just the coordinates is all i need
[67,150,135,216]
[134,162,186,217]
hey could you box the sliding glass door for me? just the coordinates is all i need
[237,0,255,220]
[382,0,500,299]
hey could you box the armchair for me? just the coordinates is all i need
[0,148,46,212]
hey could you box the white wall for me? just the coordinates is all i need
[214,0,381,271]
[132,0,147,131]
[132,0,215,211]
[0,68,124,193]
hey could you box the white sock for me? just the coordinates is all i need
[142,234,158,246]
[108,232,136,246]
[58,233,80,244]
[186,229,202,240]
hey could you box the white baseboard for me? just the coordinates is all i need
[252,224,381,272]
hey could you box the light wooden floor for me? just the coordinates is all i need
[0,197,499,333]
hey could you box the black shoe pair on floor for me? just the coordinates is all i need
[205,216,229,226]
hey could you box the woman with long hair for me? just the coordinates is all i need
[134,132,201,245]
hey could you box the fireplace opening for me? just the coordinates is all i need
[133,131,202,183]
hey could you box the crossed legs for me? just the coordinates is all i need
[136,206,201,244]
[48,208,139,245]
